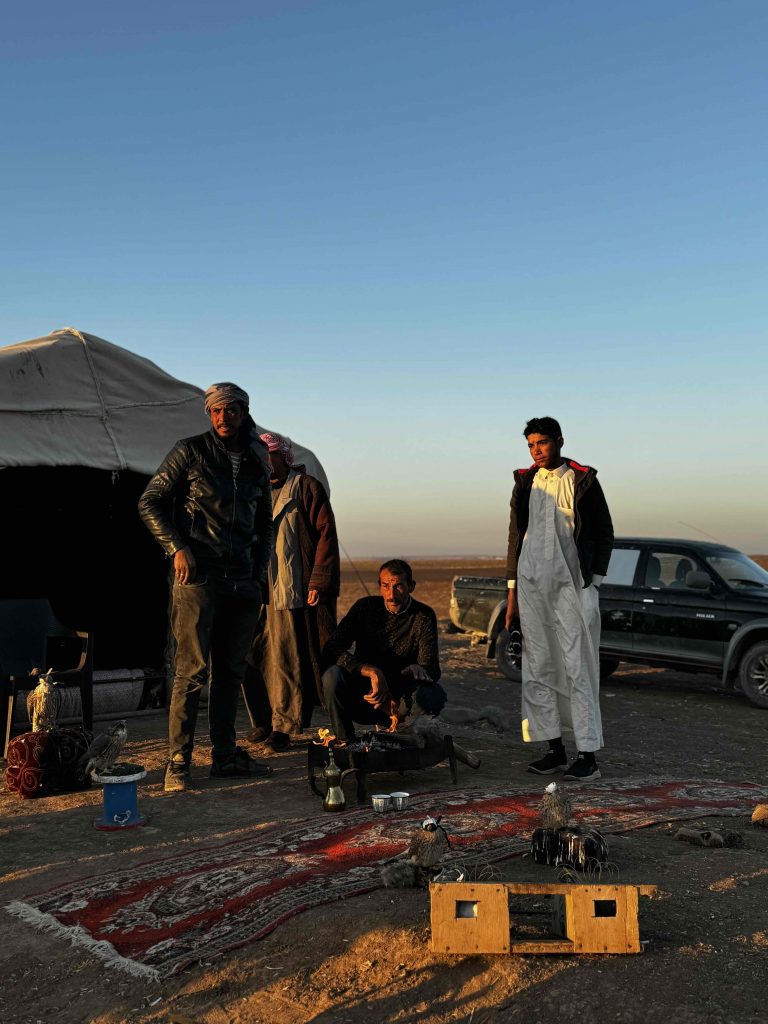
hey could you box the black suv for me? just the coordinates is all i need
[597,538,768,707]
[451,538,768,708]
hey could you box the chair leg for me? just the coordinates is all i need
[80,679,94,736]
[2,680,19,760]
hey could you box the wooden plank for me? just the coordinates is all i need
[430,883,510,954]
[566,886,631,953]
[507,883,583,895]
[505,883,656,897]
[509,940,574,955]
[623,886,641,954]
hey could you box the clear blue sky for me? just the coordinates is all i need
[2,1,766,555]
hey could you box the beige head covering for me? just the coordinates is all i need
[203,382,249,416]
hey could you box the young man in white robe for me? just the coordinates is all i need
[505,417,613,781]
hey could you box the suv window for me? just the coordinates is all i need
[604,548,640,586]
[644,550,703,589]
[705,551,768,590]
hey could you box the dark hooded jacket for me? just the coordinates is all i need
[138,419,273,582]
[506,458,614,589]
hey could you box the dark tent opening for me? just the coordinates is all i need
[0,466,169,671]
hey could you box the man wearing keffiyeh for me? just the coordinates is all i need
[241,430,340,751]
[139,382,273,791]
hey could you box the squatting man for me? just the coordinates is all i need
[505,416,613,782]
[321,559,446,743]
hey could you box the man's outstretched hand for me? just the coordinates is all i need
[361,665,390,706]
[401,664,433,683]
[504,588,518,631]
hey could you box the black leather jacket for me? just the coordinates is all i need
[138,423,273,582]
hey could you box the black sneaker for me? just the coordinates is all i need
[246,726,271,743]
[164,758,190,792]
[234,745,274,775]
[268,730,290,752]
[563,755,601,782]
[210,746,273,779]
[527,751,568,775]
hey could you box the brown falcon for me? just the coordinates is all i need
[26,669,62,732]
[79,720,128,777]
[406,815,452,869]
[381,814,452,887]
[539,781,572,831]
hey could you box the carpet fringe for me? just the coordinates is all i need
[4,901,160,981]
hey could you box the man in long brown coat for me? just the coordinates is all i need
[241,432,340,751]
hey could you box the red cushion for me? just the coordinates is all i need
[5,728,92,799]
[5,732,56,798]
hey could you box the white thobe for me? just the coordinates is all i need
[518,463,603,751]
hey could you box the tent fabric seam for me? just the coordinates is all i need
[75,332,128,471]
[0,399,202,415]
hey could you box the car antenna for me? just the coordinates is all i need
[340,540,371,596]
[678,521,725,544]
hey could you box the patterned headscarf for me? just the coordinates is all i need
[203,382,249,417]
[259,431,294,467]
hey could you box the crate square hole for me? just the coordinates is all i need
[593,899,617,918]
[455,900,478,919]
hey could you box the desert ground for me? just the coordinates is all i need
[1,558,767,1024]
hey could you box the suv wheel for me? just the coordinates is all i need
[739,642,768,709]
[495,627,522,682]
[600,657,621,681]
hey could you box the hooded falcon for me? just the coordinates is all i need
[26,669,61,732]
[79,720,128,777]
[406,815,452,868]
[381,814,452,887]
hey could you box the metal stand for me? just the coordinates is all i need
[93,763,147,830]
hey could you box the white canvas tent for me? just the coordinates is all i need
[0,327,329,674]
[0,327,329,490]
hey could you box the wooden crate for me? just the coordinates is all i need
[430,881,657,955]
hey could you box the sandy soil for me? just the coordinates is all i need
[1,559,767,1024]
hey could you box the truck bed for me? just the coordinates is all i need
[450,575,506,634]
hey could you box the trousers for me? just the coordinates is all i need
[321,665,391,741]
[169,574,261,762]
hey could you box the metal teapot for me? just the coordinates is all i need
[321,749,357,812]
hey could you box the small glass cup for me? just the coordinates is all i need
[371,794,391,813]
[390,792,410,811]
